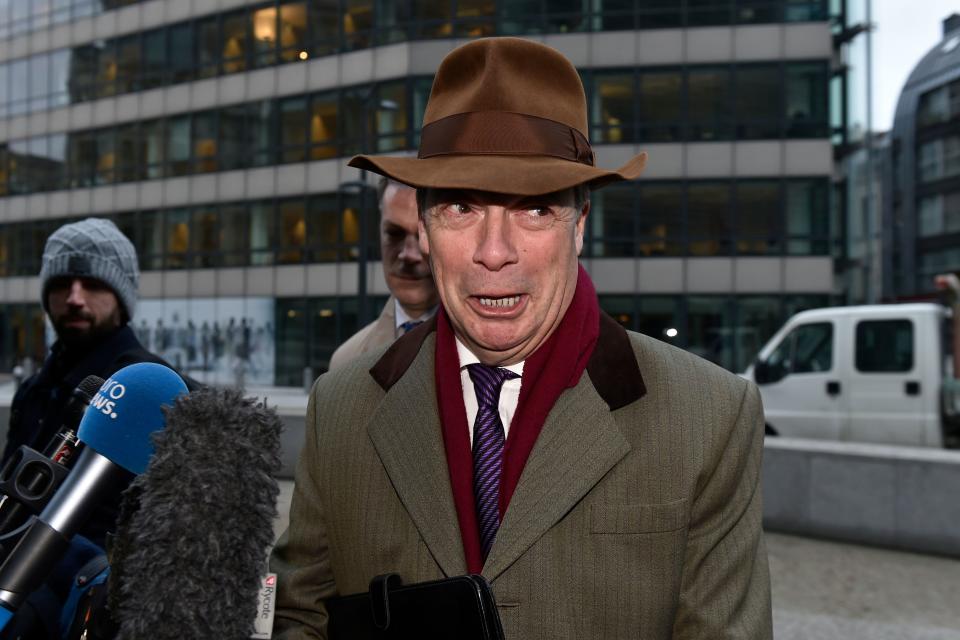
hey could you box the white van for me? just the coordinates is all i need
[744,303,960,448]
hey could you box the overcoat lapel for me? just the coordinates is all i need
[482,375,631,580]
[366,335,467,577]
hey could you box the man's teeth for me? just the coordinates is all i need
[479,296,521,308]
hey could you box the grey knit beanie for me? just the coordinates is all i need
[40,218,139,320]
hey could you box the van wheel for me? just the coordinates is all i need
[764,424,778,436]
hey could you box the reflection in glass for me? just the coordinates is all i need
[687,296,736,371]
[736,182,781,254]
[375,82,407,151]
[192,207,219,268]
[67,130,96,188]
[414,0,452,38]
[688,183,731,255]
[116,34,141,93]
[0,64,8,118]
[222,11,249,73]
[9,59,28,116]
[96,40,117,98]
[141,210,165,270]
[637,184,684,256]
[252,6,278,67]
[95,128,115,185]
[280,97,308,163]
[198,16,220,78]
[688,68,732,140]
[592,73,634,143]
[143,30,167,89]
[735,66,781,138]
[786,63,828,137]
[278,1,309,62]
[308,194,340,261]
[49,49,70,107]
[220,105,248,171]
[311,0,340,54]
[250,202,275,266]
[166,208,190,269]
[167,116,191,177]
[279,199,307,263]
[29,53,50,112]
[590,184,635,257]
[310,92,338,159]
[193,111,218,173]
[220,204,250,267]
[142,119,165,179]
[169,23,194,84]
[116,122,140,182]
[639,71,682,141]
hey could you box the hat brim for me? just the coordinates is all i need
[348,153,647,196]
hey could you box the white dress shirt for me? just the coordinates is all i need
[394,300,438,338]
[456,338,524,444]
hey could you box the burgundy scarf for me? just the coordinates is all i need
[435,265,600,573]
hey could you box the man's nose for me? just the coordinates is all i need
[398,234,424,263]
[65,279,87,306]
[473,209,518,271]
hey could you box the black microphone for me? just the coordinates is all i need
[0,363,189,629]
[109,386,282,640]
[0,375,105,539]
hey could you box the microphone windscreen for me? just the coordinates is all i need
[111,387,282,640]
[78,363,189,475]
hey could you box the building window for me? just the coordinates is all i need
[278,1,309,62]
[222,10,249,73]
[638,70,683,142]
[310,91,338,159]
[280,96,309,163]
[736,181,781,255]
[278,199,307,264]
[688,68,733,141]
[591,72,635,144]
[590,184,635,257]
[688,183,732,255]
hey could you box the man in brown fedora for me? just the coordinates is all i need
[272,37,772,639]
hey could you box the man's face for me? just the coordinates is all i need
[419,188,587,366]
[381,183,438,315]
[47,277,123,348]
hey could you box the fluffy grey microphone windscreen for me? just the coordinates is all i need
[110,387,283,640]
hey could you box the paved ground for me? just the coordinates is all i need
[274,480,960,638]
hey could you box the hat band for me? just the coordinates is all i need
[418,112,595,166]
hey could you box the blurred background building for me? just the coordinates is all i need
[0,0,873,384]
[884,13,960,301]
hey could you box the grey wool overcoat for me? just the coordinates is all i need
[270,312,773,639]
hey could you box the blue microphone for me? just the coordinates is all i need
[0,363,188,627]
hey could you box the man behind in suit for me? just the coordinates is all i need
[272,37,772,639]
[328,178,439,370]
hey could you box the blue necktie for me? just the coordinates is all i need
[399,320,423,335]
[466,363,520,560]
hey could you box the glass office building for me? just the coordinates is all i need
[885,13,960,300]
[0,0,866,383]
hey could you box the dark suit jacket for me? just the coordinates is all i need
[271,314,772,639]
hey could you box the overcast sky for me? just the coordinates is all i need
[872,0,960,131]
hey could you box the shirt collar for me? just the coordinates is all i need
[395,300,438,331]
[455,337,524,377]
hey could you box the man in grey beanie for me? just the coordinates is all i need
[0,218,189,639]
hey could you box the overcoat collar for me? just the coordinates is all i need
[367,311,646,580]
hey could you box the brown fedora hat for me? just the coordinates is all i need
[348,37,646,196]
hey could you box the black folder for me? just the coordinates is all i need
[325,573,505,639]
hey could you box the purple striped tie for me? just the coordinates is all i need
[467,363,519,561]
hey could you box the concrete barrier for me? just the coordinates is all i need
[763,438,960,557]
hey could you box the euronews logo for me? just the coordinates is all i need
[90,378,127,419]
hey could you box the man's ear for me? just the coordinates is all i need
[418,217,430,256]
[575,200,589,256]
